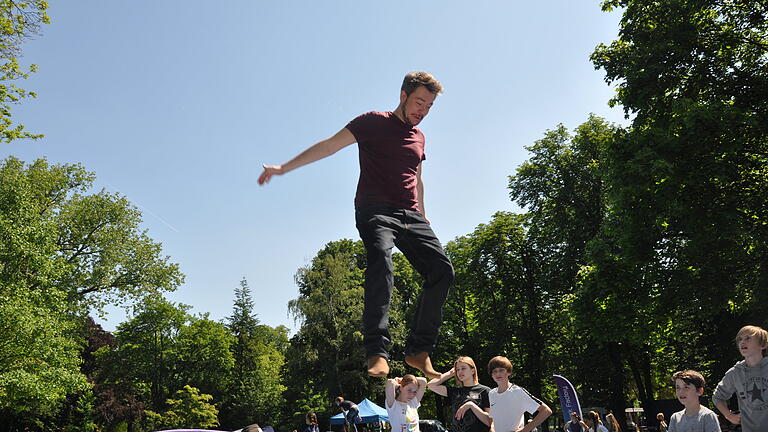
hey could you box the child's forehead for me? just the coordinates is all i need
[674,378,695,387]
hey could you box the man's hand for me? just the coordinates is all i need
[725,412,741,425]
[258,164,284,185]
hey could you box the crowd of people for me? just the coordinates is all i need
[329,325,767,432]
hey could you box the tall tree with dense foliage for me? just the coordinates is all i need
[0,287,86,427]
[109,294,189,410]
[283,240,416,425]
[82,318,144,432]
[591,0,768,397]
[220,278,286,429]
[507,115,632,414]
[0,157,184,313]
[175,315,234,402]
[0,157,182,428]
[440,213,545,391]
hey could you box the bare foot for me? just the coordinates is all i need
[367,355,390,377]
[405,352,441,379]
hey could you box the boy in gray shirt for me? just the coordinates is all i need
[712,325,768,432]
[669,370,721,432]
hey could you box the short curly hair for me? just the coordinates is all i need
[401,71,443,96]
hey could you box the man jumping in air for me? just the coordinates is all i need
[258,71,454,379]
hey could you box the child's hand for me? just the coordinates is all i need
[455,401,477,419]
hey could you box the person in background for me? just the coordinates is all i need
[656,412,668,432]
[303,412,319,432]
[584,411,608,432]
[604,413,621,432]
[564,412,587,432]
[336,396,361,432]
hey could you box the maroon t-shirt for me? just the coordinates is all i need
[345,111,426,211]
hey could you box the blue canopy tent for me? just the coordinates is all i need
[330,398,389,424]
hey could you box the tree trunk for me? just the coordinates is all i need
[607,341,628,432]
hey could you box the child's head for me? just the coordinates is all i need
[487,356,513,385]
[396,374,420,402]
[306,412,317,424]
[736,325,768,358]
[672,370,705,407]
[585,411,602,427]
[454,356,479,385]
[335,396,344,405]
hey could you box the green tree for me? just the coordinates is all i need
[0,157,180,428]
[176,315,234,401]
[82,318,144,432]
[0,157,184,314]
[591,0,768,397]
[440,212,542,382]
[0,0,49,142]
[508,116,631,414]
[144,385,219,430]
[283,239,415,425]
[220,278,286,429]
[0,288,87,425]
[110,294,189,410]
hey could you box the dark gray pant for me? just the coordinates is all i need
[355,205,454,359]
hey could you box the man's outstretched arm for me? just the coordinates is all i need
[258,127,356,185]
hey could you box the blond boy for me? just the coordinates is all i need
[712,325,768,432]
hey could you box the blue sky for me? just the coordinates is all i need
[2,1,628,333]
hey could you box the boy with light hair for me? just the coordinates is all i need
[713,325,768,432]
[486,356,552,432]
